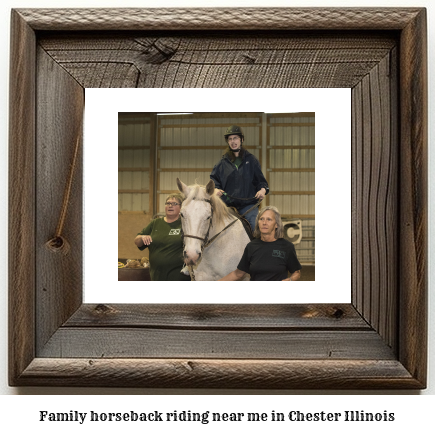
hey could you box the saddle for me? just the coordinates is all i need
[229,207,254,241]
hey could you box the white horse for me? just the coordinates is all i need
[176,178,251,281]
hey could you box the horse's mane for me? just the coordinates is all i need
[183,183,236,227]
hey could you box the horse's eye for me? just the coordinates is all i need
[180,213,184,218]
[206,215,211,220]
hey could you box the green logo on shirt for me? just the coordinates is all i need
[169,229,181,235]
[272,250,285,259]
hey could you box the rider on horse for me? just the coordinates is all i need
[210,125,269,231]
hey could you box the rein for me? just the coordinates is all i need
[203,200,260,248]
[223,192,257,201]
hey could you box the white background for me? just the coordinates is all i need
[85,88,351,303]
[0,0,434,426]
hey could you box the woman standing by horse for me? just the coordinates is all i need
[210,125,269,232]
[219,206,302,281]
[134,193,191,281]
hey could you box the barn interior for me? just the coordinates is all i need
[118,112,315,281]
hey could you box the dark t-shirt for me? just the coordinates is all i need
[237,238,302,281]
[137,217,190,281]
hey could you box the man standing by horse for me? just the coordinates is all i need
[210,125,269,232]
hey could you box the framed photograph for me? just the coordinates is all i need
[9,8,427,388]
[86,88,350,303]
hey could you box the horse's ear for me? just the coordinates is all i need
[176,178,190,196]
[206,179,215,196]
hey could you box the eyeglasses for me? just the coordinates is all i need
[165,202,181,207]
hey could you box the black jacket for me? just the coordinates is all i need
[210,150,269,208]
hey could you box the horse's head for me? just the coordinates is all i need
[177,178,215,266]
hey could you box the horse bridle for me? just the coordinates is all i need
[181,197,214,251]
[181,197,215,281]
[181,197,261,280]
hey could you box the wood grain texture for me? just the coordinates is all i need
[8,10,36,386]
[8,8,427,389]
[38,33,397,88]
[39,329,395,360]
[15,8,423,31]
[398,8,428,385]
[17,358,419,389]
[35,47,84,353]
[351,52,398,351]
[65,304,369,329]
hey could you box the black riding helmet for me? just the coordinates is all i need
[224,125,244,141]
[224,125,244,153]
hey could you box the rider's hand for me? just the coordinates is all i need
[255,188,266,200]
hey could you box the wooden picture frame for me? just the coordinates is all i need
[9,8,427,389]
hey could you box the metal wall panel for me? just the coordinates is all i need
[157,114,262,212]
[268,114,315,264]
[118,114,151,212]
[119,121,151,148]
[159,149,223,169]
[118,149,150,169]
[118,170,150,190]
[294,218,315,265]
[118,193,149,212]
[160,170,212,190]
[268,171,315,191]
[270,194,315,216]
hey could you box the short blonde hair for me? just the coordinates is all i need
[165,192,184,205]
[253,206,284,239]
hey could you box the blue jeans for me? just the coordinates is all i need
[238,203,259,233]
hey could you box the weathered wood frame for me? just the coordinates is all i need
[9,8,427,388]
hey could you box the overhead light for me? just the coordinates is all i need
[156,113,193,115]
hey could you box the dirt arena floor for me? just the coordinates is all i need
[299,265,315,281]
[119,259,315,281]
